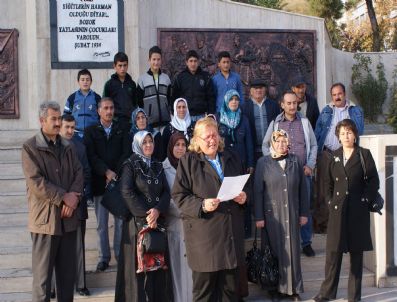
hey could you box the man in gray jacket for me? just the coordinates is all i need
[22,101,84,302]
[262,91,317,257]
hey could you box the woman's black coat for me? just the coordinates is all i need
[171,150,246,273]
[325,147,379,253]
[115,154,172,302]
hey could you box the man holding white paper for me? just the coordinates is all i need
[172,117,248,301]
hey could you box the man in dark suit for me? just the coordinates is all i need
[241,78,280,162]
[84,97,131,271]
[60,114,91,296]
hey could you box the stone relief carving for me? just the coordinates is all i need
[159,29,316,100]
[0,29,19,119]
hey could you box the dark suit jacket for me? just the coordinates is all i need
[324,147,379,253]
[241,97,280,155]
[172,151,246,272]
[84,121,131,196]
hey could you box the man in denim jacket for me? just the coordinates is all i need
[313,83,364,233]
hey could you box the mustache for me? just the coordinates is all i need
[336,98,342,102]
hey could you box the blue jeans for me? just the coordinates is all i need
[301,176,313,247]
[94,195,122,263]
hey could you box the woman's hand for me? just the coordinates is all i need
[233,191,247,205]
[299,216,308,226]
[146,208,160,228]
[256,220,265,228]
[203,198,220,212]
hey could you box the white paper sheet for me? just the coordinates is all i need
[217,174,250,202]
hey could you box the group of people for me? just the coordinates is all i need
[21,44,380,302]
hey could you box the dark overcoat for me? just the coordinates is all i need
[171,150,246,273]
[115,154,172,302]
[254,154,309,295]
[325,147,379,253]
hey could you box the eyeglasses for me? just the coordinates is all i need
[199,134,218,142]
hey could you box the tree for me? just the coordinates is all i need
[365,0,381,51]
[233,0,285,10]
[308,0,344,47]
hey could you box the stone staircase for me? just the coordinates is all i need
[0,130,376,302]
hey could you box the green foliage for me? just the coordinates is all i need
[344,0,360,10]
[308,0,343,20]
[351,54,388,122]
[233,0,285,10]
[387,67,397,132]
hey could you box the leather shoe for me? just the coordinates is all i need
[96,261,109,271]
[290,294,301,301]
[303,244,316,257]
[50,290,56,299]
[77,287,90,296]
[313,294,331,302]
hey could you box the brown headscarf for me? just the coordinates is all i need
[167,132,188,169]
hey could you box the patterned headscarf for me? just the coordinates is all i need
[219,89,241,142]
[170,98,191,137]
[270,129,289,160]
[167,132,188,169]
[132,130,154,163]
[130,108,157,137]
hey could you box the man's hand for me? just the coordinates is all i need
[61,205,74,218]
[63,192,80,209]
[247,167,254,174]
[105,169,117,184]
[300,216,308,226]
[303,166,312,176]
[203,198,220,212]
[256,220,265,228]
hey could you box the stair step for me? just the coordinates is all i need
[0,163,23,179]
[0,130,36,147]
[0,179,25,194]
[0,194,26,213]
[0,287,115,301]
[0,148,21,164]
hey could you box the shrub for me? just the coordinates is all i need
[387,67,397,133]
[351,54,388,122]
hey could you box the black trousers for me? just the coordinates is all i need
[319,250,363,302]
[31,231,77,302]
[75,220,87,289]
[192,269,238,302]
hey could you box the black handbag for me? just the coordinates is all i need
[246,228,279,289]
[358,149,384,215]
[100,159,132,220]
[142,226,167,254]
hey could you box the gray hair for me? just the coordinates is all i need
[98,97,114,108]
[39,101,61,118]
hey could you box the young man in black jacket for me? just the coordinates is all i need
[172,50,215,122]
[103,52,138,128]
[84,97,131,272]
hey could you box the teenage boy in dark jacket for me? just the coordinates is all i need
[103,52,138,128]
[172,50,215,122]
[84,97,131,272]
[137,46,171,130]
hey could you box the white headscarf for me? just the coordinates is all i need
[132,130,154,165]
[170,98,191,136]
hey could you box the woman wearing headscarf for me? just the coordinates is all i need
[172,117,247,302]
[254,129,309,301]
[130,107,164,161]
[162,132,193,302]
[162,98,193,155]
[218,89,254,241]
[116,130,172,302]
[218,89,254,173]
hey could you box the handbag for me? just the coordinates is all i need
[142,226,167,254]
[246,228,279,289]
[358,149,384,215]
[100,159,132,220]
